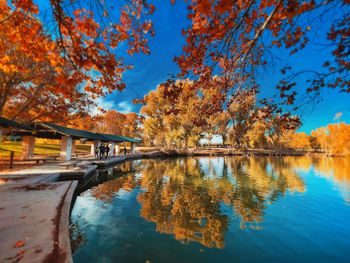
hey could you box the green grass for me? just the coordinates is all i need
[0,141,90,158]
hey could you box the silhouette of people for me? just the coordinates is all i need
[124,146,127,155]
[105,145,110,158]
[99,144,105,159]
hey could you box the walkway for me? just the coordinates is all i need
[0,180,77,263]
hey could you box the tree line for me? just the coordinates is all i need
[138,79,350,156]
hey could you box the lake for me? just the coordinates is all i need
[70,156,350,262]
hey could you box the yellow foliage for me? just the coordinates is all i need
[311,123,350,156]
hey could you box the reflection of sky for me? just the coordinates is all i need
[72,196,109,224]
[198,157,225,179]
[313,168,350,204]
[73,188,136,224]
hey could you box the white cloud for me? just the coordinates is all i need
[333,112,343,122]
[116,101,134,114]
[91,97,114,115]
[90,98,134,115]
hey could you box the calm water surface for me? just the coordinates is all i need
[70,156,350,262]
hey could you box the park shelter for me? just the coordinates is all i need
[0,117,141,161]
[0,117,33,143]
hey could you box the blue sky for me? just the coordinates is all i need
[36,0,349,134]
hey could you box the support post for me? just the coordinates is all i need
[10,151,14,169]
[72,139,76,155]
[115,143,120,156]
[60,136,72,161]
[131,142,135,155]
[90,140,101,156]
[109,142,115,156]
[22,135,35,159]
[0,128,3,144]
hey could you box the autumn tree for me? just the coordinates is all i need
[295,122,350,156]
[97,110,142,138]
[209,111,230,146]
[172,0,349,109]
[139,87,168,146]
[0,2,91,122]
[68,113,101,132]
[245,120,268,149]
[309,135,320,151]
[327,123,350,156]
[97,110,127,135]
[70,110,142,138]
[311,127,330,152]
[227,89,257,148]
[1,0,155,121]
[140,79,210,148]
[258,100,301,148]
[280,131,310,149]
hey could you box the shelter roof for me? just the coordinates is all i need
[0,118,141,143]
[37,123,141,143]
[0,117,32,131]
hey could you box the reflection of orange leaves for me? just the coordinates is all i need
[13,240,25,248]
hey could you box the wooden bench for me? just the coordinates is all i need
[58,161,78,170]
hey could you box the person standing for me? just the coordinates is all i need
[99,144,105,159]
[105,145,110,158]
[94,146,99,158]
[124,146,127,155]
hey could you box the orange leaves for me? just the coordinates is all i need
[196,0,212,16]
[12,0,38,14]
[13,240,25,248]
[174,0,350,112]
[215,0,231,14]
[73,9,99,38]
[9,0,156,104]
[142,20,153,34]
[259,0,277,10]
[120,10,132,30]
[0,2,94,123]
[149,4,156,15]
[313,123,350,156]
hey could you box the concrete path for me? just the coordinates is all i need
[0,162,88,176]
[0,173,60,185]
[0,181,78,263]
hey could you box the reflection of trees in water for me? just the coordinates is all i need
[137,159,228,248]
[88,174,138,202]
[70,215,88,254]
[87,161,141,202]
[281,156,350,202]
[312,157,350,202]
[85,157,314,248]
[86,157,308,248]
[72,157,350,251]
[224,157,305,227]
[136,157,306,248]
